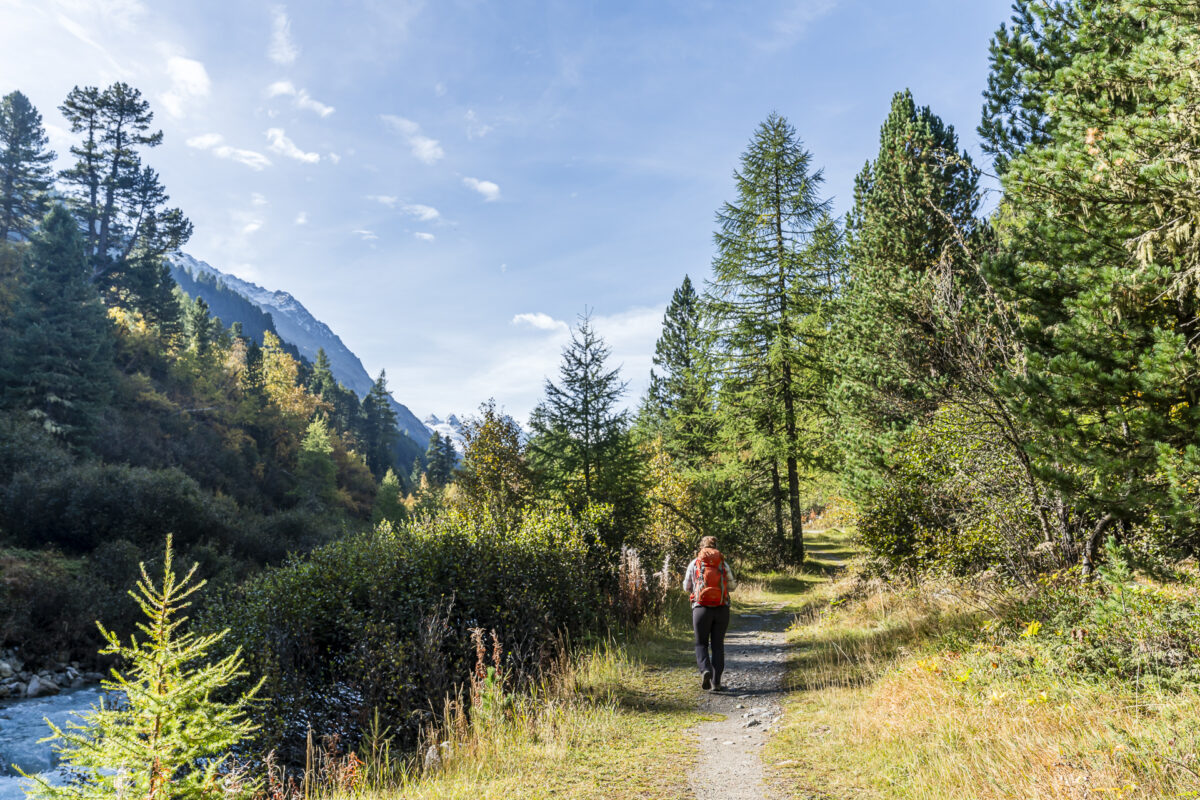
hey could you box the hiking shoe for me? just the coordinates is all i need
[702,670,713,690]
[711,680,722,692]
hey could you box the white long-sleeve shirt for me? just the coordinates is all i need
[682,556,737,607]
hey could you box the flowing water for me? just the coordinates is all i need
[0,688,105,800]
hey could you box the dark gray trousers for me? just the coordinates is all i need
[692,604,730,681]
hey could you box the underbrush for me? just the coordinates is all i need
[260,594,704,800]
[768,554,1200,799]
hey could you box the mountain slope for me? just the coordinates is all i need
[170,253,430,448]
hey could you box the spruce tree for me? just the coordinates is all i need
[835,89,981,493]
[0,90,55,241]
[423,430,455,489]
[362,370,399,479]
[25,536,261,800]
[706,113,839,562]
[1,205,114,441]
[529,313,645,546]
[641,275,717,469]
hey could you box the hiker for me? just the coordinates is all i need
[683,535,736,691]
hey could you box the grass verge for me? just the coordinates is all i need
[764,558,1200,799]
[336,596,708,800]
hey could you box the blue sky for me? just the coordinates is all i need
[1,0,1013,423]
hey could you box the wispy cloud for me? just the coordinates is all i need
[463,176,501,202]
[512,312,568,333]
[764,0,839,49]
[158,56,210,118]
[367,194,398,207]
[251,192,268,206]
[242,220,264,234]
[266,128,320,163]
[353,229,378,241]
[465,109,493,139]
[186,133,272,170]
[294,211,308,225]
[413,232,435,242]
[380,114,444,164]
[402,203,440,222]
[266,80,334,117]
[269,5,298,65]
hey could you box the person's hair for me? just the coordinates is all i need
[698,536,717,551]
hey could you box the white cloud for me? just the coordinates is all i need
[367,194,398,207]
[766,0,839,48]
[269,5,298,65]
[186,133,223,149]
[266,80,334,117]
[295,211,308,225]
[402,203,440,222]
[465,110,493,139]
[328,152,341,164]
[251,192,268,206]
[380,114,444,164]
[434,82,446,97]
[414,232,435,242]
[242,220,264,234]
[463,177,501,202]
[187,133,272,171]
[512,312,568,333]
[353,229,378,241]
[158,56,210,118]
[265,128,320,163]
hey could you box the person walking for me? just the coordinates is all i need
[683,535,737,691]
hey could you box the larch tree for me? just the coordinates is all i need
[0,90,55,242]
[706,112,838,563]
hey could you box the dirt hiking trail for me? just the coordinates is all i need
[687,604,791,800]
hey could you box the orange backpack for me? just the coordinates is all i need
[692,548,728,607]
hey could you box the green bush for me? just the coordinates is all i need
[982,541,1200,690]
[203,505,604,761]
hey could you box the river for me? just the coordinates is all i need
[0,688,106,800]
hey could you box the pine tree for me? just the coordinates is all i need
[706,113,839,562]
[362,370,399,480]
[835,89,981,493]
[991,0,1200,570]
[0,90,55,241]
[1,205,114,441]
[58,83,192,311]
[185,295,215,355]
[24,536,261,800]
[978,0,1093,175]
[641,275,717,469]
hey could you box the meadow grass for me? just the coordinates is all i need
[764,554,1200,800]
[328,595,709,800]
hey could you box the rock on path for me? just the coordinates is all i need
[688,605,790,800]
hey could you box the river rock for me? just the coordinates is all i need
[25,675,59,698]
[0,661,12,678]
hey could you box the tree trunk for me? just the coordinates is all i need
[1080,513,1115,579]
[780,360,805,563]
[770,461,785,552]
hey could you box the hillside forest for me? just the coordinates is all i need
[1,0,1200,796]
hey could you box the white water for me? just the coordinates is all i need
[0,688,105,800]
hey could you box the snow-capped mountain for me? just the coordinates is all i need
[170,253,431,449]
[423,414,465,452]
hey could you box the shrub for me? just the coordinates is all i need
[203,505,605,762]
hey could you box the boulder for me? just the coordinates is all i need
[25,675,60,698]
[0,661,12,678]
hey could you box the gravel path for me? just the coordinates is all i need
[688,605,790,800]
